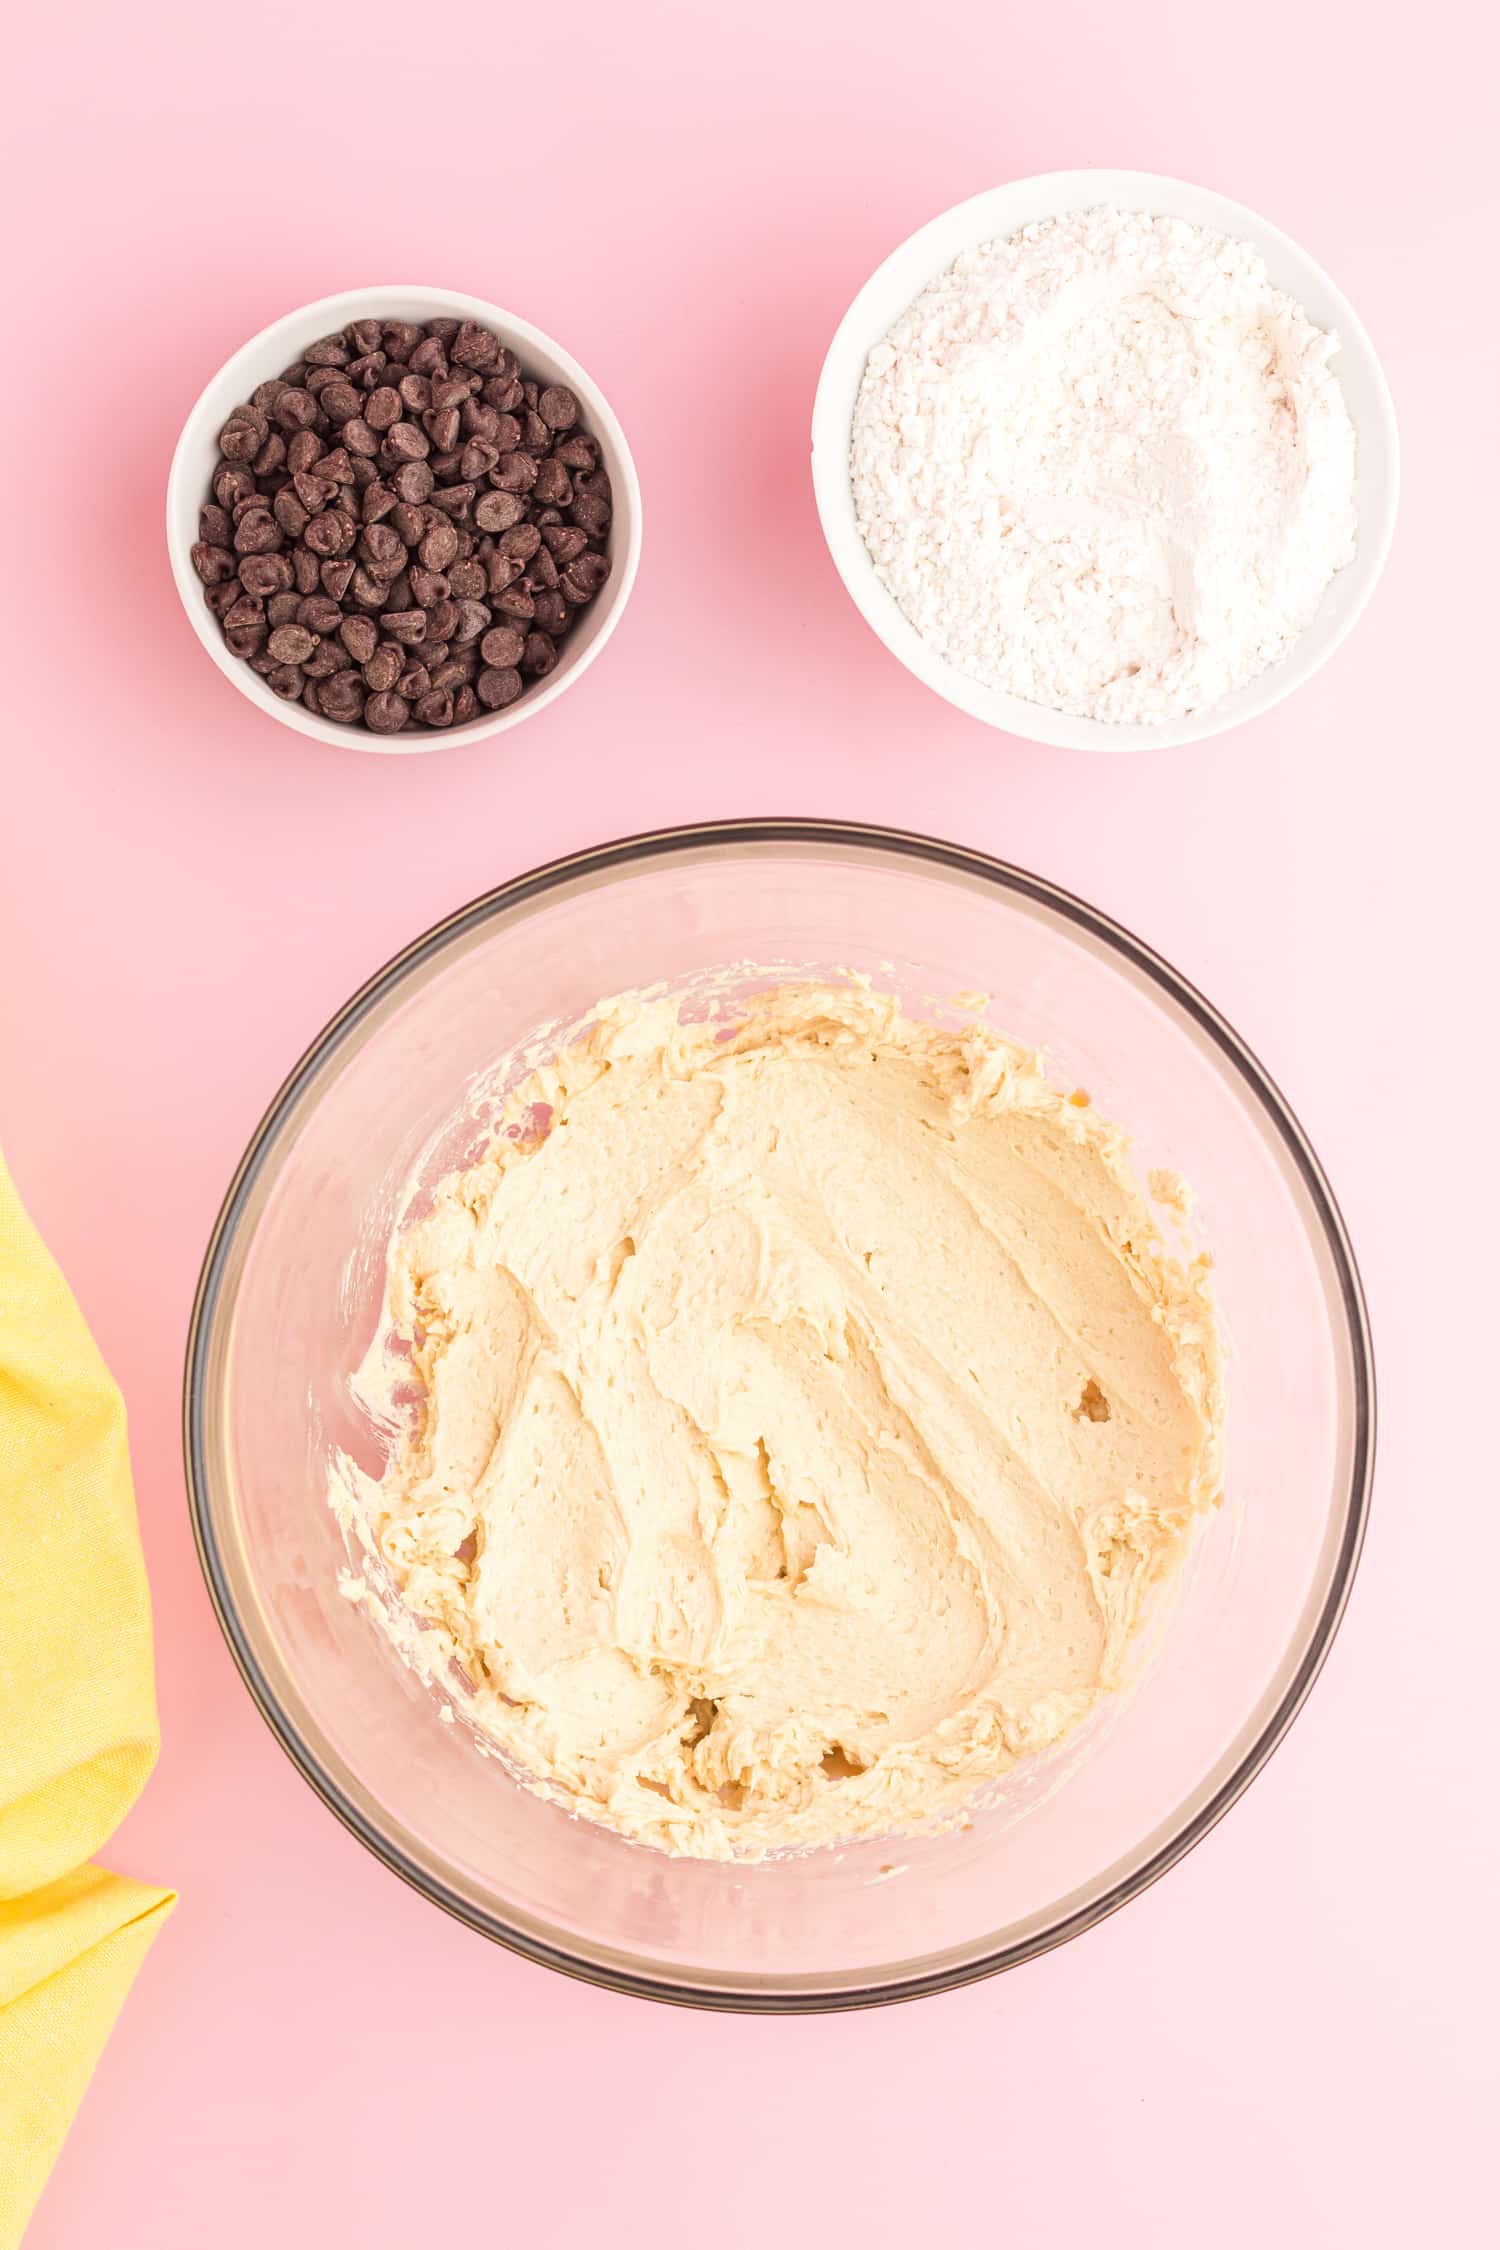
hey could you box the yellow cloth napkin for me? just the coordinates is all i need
[0,1150,173,2247]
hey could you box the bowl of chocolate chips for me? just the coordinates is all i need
[168,287,641,752]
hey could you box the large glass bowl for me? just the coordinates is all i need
[185,822,1373,2011]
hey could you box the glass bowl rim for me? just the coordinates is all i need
[183,817,1375,2013]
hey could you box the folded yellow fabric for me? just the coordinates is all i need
[0,1150,173,2248]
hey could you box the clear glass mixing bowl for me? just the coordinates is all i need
[184,822,1373,2010]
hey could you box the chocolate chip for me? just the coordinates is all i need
[304,334,350,368]
[318,555,357,600]
[224,623,266,658]
[366,386,402,433]
[389,459,434,505]
[427,482,475,521]
[489,449,538,494]
[380,608,428,645]
[531,590,569,635]
[569,493,611,540]
[562,550,610,603]
[348,566,389,610]
[273,488,310,538]
[363,643,403,693]
[480,624,525,667]
[450,599,491,645]
[553,434,598,471]
[418,519,459,570]
[273,387,319,431]
[265,591,301,627]
[340,614,378,664]
[537,386,579,431]
[267,663,304,700]
[494,582,535,621]
[484,550,523,598]
[460,438,500,481]
[294,548,323,594]
[382,321,423,363]
[477,666,522,709]
[424,405,461,452]
[318,382,361,426]
[360,522,406,572]
[453,684,479,723]
[453,322,500,372]
[267,623,317,664]
[364,690,410,733]
[192,542,238,585]
[414,688,455,726]
[533,458,572,507]
[234,511,283,557]
[474,489,525,534]
[218,412,263,462]
[214,464,258,510]
[304,508,356,557]
[495,522,541,563]
[541,523,588,563]
[318,671,366,721]
[296,594,342,635]
[447,558,487,600]
[528,545,560,592]
[383,421,430,464]
[343,417,379,459]
[523,631,559,675]
[397,664,432,700]
[461,401,500,442]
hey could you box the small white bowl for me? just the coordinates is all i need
[811,171,1400,753]
[167,286,642,755]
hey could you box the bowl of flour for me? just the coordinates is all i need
[812,172,1398,751]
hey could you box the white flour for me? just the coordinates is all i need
[850,207,1358,725]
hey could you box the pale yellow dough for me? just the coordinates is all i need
[363,983,1224,1859]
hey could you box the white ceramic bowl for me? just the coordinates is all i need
[811,171,1400,753]
[167,286,642,756]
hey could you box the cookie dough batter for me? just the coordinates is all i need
[360,983,1223,1859]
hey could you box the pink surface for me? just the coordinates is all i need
[5,2,1494,2242]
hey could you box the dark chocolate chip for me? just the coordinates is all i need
[364,690,410,733]
[476,666,522,709]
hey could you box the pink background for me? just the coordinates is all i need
[7,1,1495,2241]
